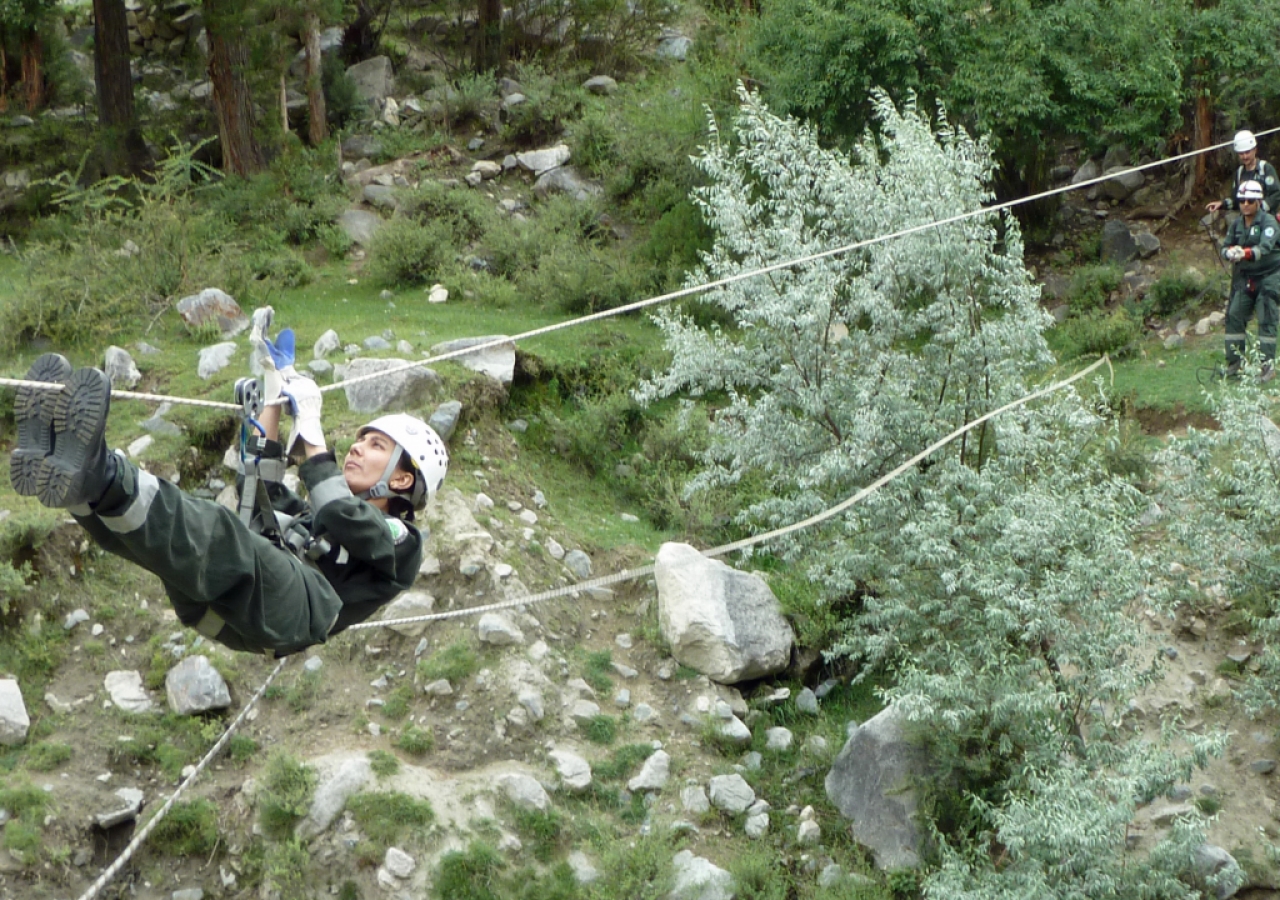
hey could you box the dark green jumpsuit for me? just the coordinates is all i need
[1223,210,1280,370]
[72,453,422,655]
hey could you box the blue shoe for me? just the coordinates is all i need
[38,367,112,509]
[9,354,72,497]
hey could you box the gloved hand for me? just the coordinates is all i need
[248,307,298,404]
[1225,246,1246,263]
[281,373,326,458]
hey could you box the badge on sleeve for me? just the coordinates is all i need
[385,517,409,545]
[1268,228,1276,238]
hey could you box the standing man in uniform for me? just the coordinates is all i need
[8,314,449,655]
[1207,130,1280,216]
[1221,180,1280,381]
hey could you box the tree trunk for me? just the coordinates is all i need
[0,42,9,112]
[204,0,266,176]
[1194,89,1212,192]
[476,0,502,73]
[93,0,152,176]
[304,10,327,144]
[20,28,43,112]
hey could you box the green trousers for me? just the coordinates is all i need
[1225,270,1280,368]
[73,460,342,656]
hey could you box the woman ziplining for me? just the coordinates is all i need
[8,309,449,657]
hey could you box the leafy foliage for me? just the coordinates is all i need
[641,86,1223,898]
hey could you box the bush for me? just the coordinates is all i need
[501,63,585,147]
[1054,308,1141,359]
[1147,267,1209,317]
[366,217,457,287]
[258,752,317,840]
[346,791,434,848]
[151,799,219,857]
[1067,263,1123,314]
[24,742,71,772]
[417,639,479,683]
[396,724,435,756]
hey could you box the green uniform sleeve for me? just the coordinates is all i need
[1265,163,1280,214]
[298,453,413,579]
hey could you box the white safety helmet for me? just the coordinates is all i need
[1235,130,1258,153]
[356,414,448,511]
[1238,179,1265,201]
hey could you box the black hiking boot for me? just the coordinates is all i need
[37,367,113,509]
[9,354,73,497]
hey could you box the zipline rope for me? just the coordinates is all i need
[3,126,1268,411]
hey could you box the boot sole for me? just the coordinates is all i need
[9,354,72,497]
[38,368,111,508]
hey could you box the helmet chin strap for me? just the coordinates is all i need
[355,443,405,501]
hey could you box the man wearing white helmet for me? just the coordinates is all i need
[8,312,449,655]
[1207,130,1280,215]
[1221,180,1280,380]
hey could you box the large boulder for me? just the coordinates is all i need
[337,209,383,247]
[176,287,248,337]
[655,542,794,684]
[825,705,930,869]
[1100,219,1139,265]
[1100,166,1145,201]
[430,336,516,384]
[336,357,441,413]
[533,166,602,202]
[346,56,393,107]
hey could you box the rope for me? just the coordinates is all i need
[73,657,289,900]
[6,128,1266,414]
[349,355,1110,632]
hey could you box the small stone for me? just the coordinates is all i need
[1250,759,1277,775]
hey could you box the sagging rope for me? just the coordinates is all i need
[350,355,1111,632]
[1,126,1267,412]
[70,354,1109,900]
[73,657,289,900]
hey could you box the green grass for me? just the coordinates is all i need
[150,799,219,856]
[346,791,434,847]
[417,639,480,684]
[258,752,317,841]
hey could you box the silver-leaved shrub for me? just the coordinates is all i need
[640,85,1225,898]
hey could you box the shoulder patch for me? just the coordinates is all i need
[1268,176,1276,184]
[1268,227,1276,238]
[385,517,410,545]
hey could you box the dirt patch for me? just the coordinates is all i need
[1132,405,1220,436]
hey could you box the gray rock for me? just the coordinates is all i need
[681,784,710,813]
[342,135,383,159]
[346,56,393,107]
[1100,219,1139,265]
[568,850,600,885]
[670,850,731,900]
[583,75,617,95]
[64,609,90,631]
[546,538,565,560]
[378,591,435,636]
[745,812,769,838]
[498,77,524,97]
[518,690,545,721]
[627,750,670,791]
[655,34,693,61]
[95,787,145,829]
[550,749,593,791]
[197,342,238,380]
[655,542,794,683]
[385,846,416,878]
[1249,759,1276,774]
[477,613,524,646]
[337,209,383,247]
[708,773,754,813]
[796,687,819,714]
[337,357,440,413]
[1191,843,1244,899]
[362,184,400,212]
[826,705,929,869]
[297,756,372,838]
[428,400,462,441]
[423,679,453,695]
[1101,166,1144,201]
[564,549,593,579]
[1071,159,1100,186]
[0,681,29,744]
[314,329,341,358]
[765,727,793,752]
[1135,230,1161,258]
[136,341,161,356]
[497,772,551,811]
[105,671,154,714]
[430,336,516,384]
[533,166,602,202]
[515,144,570,175]
[176,287,248,337]
[165,655,231,714]
[716,716,752,745]
[104,346,141,389]
[307,360,333,379]
[571,699,601,724]
[363,335,392,351]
